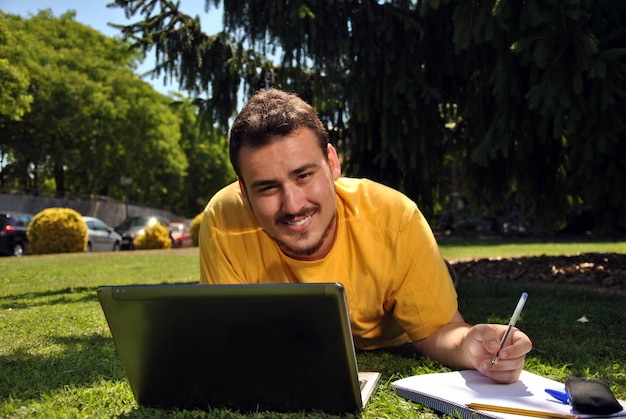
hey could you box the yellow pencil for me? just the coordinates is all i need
[466,403,580,419]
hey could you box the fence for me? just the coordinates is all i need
[0,194,178,227]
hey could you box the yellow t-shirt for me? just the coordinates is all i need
[199,178,458,350]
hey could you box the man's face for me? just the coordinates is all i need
[238,128,341,260]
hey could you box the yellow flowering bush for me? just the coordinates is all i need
[133,223,172,250]
[27,207,87,254]
[190,212,203,247]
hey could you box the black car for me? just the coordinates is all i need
[114,216,170,250]
[0,212,33,256]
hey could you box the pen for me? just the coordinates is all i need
[491,292,528,366]
[467,403,579,419]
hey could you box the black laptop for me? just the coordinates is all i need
[97,282,381,413]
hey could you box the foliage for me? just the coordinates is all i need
[190,212,203,247]
[111,0,626,235]
[1,10,137,197]
[133,223,172,250]
[1,247,625,417]
[0,10,234,218]
[169,95,236,217]
[26,207,87,254]
[0,17,32,121]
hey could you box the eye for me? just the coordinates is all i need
[297,170,316,182]
[258,184,277,193]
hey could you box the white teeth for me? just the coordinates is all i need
[287,215,311,226]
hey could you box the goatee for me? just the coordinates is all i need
[271,211,337,259]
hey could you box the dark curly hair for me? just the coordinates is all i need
[229,88,329,177]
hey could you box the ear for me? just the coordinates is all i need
[327,144,342,180]
[238,179,250,206]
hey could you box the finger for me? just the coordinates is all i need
[478,352,526,383]
[469,324,501,355]
[497,330,533,360]
[482,366,524,384]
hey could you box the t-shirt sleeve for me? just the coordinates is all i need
[388,205,458,342]
[199,183,250,284]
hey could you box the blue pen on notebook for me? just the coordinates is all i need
[491,292,528,366]
[545,388,570,404]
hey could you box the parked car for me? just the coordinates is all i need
[83,216,122,252]
[0,212,33,257]
[169,222,193,248]
[114,216,170,250]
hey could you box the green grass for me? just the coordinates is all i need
[1,244,625,418]
[438,237,626,260]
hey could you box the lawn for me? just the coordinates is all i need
[437,237,626,260]
[1,243,625,418]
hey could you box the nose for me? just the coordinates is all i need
[281,183,306,214]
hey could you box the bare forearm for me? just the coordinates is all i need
[413,310,532,383]
[413,312,475,369]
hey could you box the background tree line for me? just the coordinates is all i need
[2,1,625,235]
[0,10,234,218]
[111,0,626,236]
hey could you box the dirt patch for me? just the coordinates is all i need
[449,253,626,294]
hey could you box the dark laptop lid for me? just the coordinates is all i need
[97,282,363,413]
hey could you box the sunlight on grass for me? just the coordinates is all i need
[1,245,625,418]
[439,239,626,260]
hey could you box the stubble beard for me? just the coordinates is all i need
[271,210,337,259]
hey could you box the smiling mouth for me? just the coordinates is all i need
[270,210,337,260]
[279,209,316,228]
[285,214,312,226]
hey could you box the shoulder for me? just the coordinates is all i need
[336,177,420,225]
[206,181,244,210]
[203,181,257,229]
[336,177,414,201]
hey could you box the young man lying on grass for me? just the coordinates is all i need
[199,88,532,383]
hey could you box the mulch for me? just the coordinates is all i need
[449,253,626,295]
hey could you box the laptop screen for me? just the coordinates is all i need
[98,282,366,413]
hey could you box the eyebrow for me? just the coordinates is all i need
[249,163,320,190]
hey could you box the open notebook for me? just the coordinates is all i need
[393,370,626,419]
[98,282,381,413]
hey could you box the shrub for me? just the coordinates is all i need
[190,212,203,246]
[27,208,87,254]
[134,223,172,250]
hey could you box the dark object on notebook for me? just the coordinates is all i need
[565,376,624,415]
[97,282,380,413]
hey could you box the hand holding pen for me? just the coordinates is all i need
[492,292,528,366]
[462,291,531,383]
